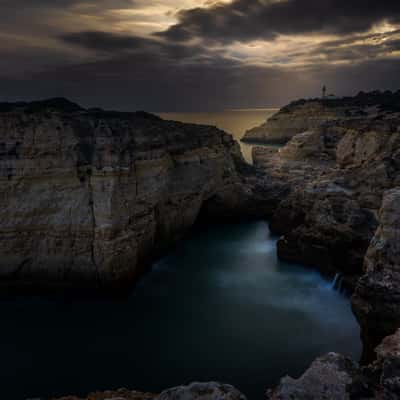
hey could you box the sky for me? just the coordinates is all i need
[1,0,400,111]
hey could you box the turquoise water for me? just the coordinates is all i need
[0,221,361,399]
[158,109,277,163]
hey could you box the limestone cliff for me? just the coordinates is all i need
[242,90,400,145]
[242,100,348,144]
[252,114,400,287]
[353,188,400,359]
[251,97,400,351]
[0,98,258,289]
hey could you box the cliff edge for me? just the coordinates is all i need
[0,98,260,289]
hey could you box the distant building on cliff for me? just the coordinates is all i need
[321,85,338,99]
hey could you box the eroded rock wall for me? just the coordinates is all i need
[353,188,400,359]
[254,116,400,284]
[0,101,257,288]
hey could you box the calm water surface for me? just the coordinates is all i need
[158,109,278,163]
[1,222,361,400]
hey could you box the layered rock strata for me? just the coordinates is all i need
[251,114,400,288]
[353,188,400,359]
[242,90,400,145]
[249,95,400,349]
[0,98,262,289]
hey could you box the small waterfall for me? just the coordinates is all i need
[331,273,343,292]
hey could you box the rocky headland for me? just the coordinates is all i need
[242,90,400,145]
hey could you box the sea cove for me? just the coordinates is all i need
[0,221,361,400]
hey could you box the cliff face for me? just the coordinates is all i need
[250,100,400,351]
[242,101,348,144]
[242,90,400,145]
[0,99,257,288]
[251,115,400,288]
[353,188,400,358]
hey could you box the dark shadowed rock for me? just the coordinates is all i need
[53,383,246,400]
[266,353,357,400]
[252,111,400,287]
[353,188,400,360]
[0,99,265,290]
[267,329,400,400]
[157,382,246,400]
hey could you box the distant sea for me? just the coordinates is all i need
[157,109,278,163]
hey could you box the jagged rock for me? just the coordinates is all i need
[347,329,400,399]
[274,184,377,279]
[267,329,400,400]
[53,388,155,400]
[53,383,246,400]
[352,188,400,359]
[157,382,246,400]
[251,113,399,284]
[0,100,263,289]
[266,353,358,400]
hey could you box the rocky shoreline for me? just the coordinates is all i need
[2,92,400,399]
[245,91,400,360]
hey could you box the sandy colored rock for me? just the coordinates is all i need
[0,99,263,289]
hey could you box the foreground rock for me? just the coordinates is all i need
[267,329,400,400]
[0,98,263,289]
[53,388,155,400]
[157,382,246,400]
[353,188,400,359]
[53,382,246,400]
[266,353,357,400]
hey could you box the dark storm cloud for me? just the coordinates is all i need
[296,29,400,63]
[0,54,313,110]
[1,0,400,110]
[161,0,400,43]
[60,31,149,53]
[2,51,400,112]
[59,31,209,61]
[1,0,135,8]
